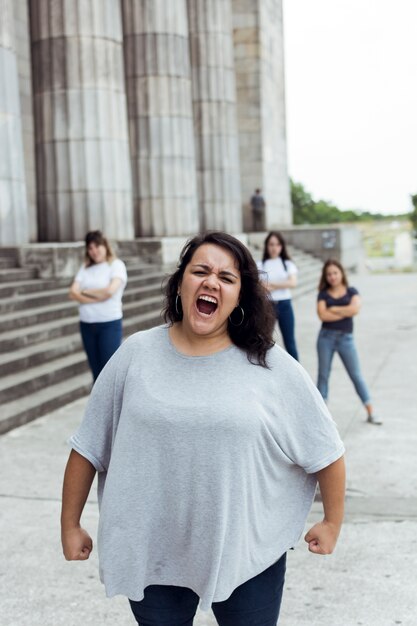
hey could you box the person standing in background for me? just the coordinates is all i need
[316,259,382,425]
[250,188,266,231]
[69,230,127,381]
[258,231,299,361]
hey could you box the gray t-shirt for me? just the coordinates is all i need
[70,325,344,610]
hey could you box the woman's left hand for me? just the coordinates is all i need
[304,519,341,555]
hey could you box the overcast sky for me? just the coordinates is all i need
[282,0,417,215]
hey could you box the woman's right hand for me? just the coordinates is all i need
[61,526,93,561]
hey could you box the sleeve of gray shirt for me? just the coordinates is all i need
[69,337,135,472]
[267,351,344,474]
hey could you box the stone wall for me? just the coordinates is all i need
[30,0,134,241]
[232,0,291,231]
[188,0,242,231]
[248,225,362,271]
[14,0,37,242]
[0,0,28,245]
[122,0,199,237]
[0,0,291,242]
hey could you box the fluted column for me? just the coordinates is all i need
[0,0,29,244]
[188,0,242,232]
[14,0,38,242]
[30,0,134,241]
[122,0,199,237]
[232,0,291,229]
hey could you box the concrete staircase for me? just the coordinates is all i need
[0,254,166,434]
[0,244,323,435]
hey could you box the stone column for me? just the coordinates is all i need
[14,0,38,242]
[0,0,29,245]
[30,0,134,241]
[232,0,291,230]
[187,0,242,232]
[122,0,199,237]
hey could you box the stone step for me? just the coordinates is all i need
[120,264,164,278]
[0,310,163,435]
[0,293,164,352]
[0,352,90,404]
[0,373,92,435]
[0,277,165,314]
[0,246,19,262]
[0,268,165,299]
[0,314,82,353]
[0,267,38,283]
[0,291,163,332]
[0,308,163,377]
[0,332,83,377]
[0,258,17,269]
[0,276,71,298]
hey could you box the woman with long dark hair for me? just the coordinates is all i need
[69,230,127,381]
[317,259,381,424]
[257,231,299,360]
[61,232,345,625]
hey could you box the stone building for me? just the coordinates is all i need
[0,0,291,245]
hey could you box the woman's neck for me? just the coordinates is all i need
[328,284,346,294]
[169,323,232,356]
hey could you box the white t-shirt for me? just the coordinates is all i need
[75,259,127,323]
[257,257,298,301]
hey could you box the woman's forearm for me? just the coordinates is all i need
[267,276,297,291]
[69,292,98,304]
[82,278,123,301]
[81,287,111,301]
[61,450,96,530]
[328,305,358,317]
[319,310,345,322]
[317,456,346,527]
[268,281,293,290]
[304,456,345,554]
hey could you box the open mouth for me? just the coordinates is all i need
[196,295,218,316]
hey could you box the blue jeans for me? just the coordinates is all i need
[273,300,299,361]
[317,328,371,404]
[79,319,122,381]
[129,553,286,626]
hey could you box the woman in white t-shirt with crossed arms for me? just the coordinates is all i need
[257,231,299,361]
[69,230,127,381]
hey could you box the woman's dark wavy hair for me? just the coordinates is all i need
[318,258,349,291]
[261,231,292,267]
[162,231,276,368]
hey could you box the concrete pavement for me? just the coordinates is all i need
[1,270,416,626]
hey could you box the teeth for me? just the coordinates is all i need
[198,295,217,304]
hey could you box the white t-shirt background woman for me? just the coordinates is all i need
[69,231,127,381]
[257,231,299,360]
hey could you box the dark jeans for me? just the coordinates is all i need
[79,319,122,381]
[273,300,299,361]
[129,553,287,626]
[252,211,265,232]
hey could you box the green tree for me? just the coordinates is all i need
[291,180,316,224]
[291,179,411,225]
[291,179,358,224]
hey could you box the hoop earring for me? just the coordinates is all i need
[175,294,182,316]
[229,305,245,327]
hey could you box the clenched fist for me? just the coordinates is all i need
[62,526,93,561]
[304,520,341,555]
